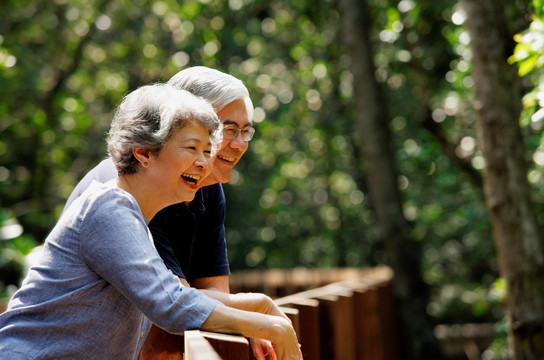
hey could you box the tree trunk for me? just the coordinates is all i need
[460,0,544,358]
[339,0,442,359]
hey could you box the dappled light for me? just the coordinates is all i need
[2,0,544,358]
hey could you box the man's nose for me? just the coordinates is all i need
[229,133,247,151]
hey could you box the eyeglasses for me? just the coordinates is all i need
[222,124,256,142]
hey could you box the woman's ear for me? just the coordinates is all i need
[133,148,152,168]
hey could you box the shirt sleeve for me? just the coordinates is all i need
[190,184,230,279]
[78,191,218,333]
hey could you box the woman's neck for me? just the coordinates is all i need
[117,174,162,221]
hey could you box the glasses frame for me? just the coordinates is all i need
[222,124,256,142]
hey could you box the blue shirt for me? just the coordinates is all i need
[0,182,219,360]
[63,158,230,282]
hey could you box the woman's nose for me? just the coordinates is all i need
[195,153,209,168]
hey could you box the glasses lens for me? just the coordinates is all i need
[242,127,255,141]
[222,125,237,139]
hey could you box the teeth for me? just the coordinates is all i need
[182,174,201,181]
[218,155,235,162]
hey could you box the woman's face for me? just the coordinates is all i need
[149,122,213,204]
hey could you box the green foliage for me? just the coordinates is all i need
[509,2,544,226]
[2,4,540,355]
[0,209,37,297]
[509,6,544,119]
[482,318,510,360]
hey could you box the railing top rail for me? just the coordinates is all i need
[184,330,223,360]
[274,266,393,305]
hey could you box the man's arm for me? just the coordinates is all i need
[189,276,287,321]
[198,289,289,321]
[191,275,230,293]
[189,186,278,359]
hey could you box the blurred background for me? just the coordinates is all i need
[1,0,543,359]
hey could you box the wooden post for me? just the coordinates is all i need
[353,287,383,360]
[313,292,354,360]
[315,289,356,360]
[376,280,401,360]
[279,306,301,336]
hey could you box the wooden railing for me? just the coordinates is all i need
[229,266,379,298]
[0,267,399,360]
[184,330,252,360]
[185,266,401,360]
[184,330,223,360]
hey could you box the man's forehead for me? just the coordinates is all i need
[221,118,251,126]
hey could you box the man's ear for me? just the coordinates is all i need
[133,147,152,168]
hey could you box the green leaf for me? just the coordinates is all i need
[508,43,531,64]
[534,0,544,17]
[518,55,539,76]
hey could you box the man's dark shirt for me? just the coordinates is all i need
[148,183,230,282]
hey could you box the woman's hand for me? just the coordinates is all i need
[250,338,277,360]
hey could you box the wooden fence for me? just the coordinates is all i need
[185,266,401,360]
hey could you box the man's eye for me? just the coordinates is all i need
[224,126,236,134]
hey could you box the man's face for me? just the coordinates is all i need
[202,98,251,186]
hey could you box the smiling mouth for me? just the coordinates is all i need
[181,173,201,185]
[217,155,236,163]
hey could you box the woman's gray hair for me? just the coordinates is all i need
[167,66,254,122]
[107,83,222,175]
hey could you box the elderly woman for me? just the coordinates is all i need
[0,84,301,360]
